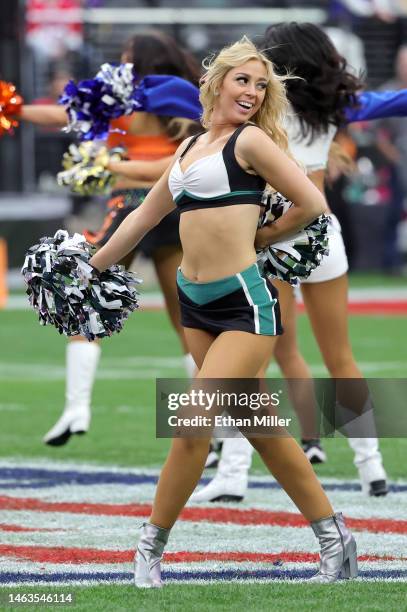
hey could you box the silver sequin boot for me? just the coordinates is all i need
[309,512,358,583]
[134,522,170,588]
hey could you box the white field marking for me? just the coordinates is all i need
[1,577,405,587]
[0,458,406,515]
[2,477,407,519]
[5,292,165,311]
[115,405,139,413]
[102,356,185,367]
[0,360,406,381]
[0,364,180,381]
[1,516,406,558]
[0,458,405,484]
[0,559,404,578]
[7,287,407,311]
[0,559,132,575]
[2,481,406,517]
[355,338,396,348]
[0,404,26,411]
[0,458,164,474]
[0,458,406,584]
[2,484,406,521]
[88,404,151,414]
[266,362,407,376]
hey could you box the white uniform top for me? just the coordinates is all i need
[284,110,337,173]
[283,109,349,283]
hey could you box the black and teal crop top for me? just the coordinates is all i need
[168,123,266,212]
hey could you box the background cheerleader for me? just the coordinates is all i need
[193,22,402,503]
[19,30,201,445]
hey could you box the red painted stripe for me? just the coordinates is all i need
[1,495,406,534]
[0,524,60,533]
[0,545,404,565]
[297,302,407,316]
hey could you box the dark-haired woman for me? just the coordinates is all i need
[259,22,388,495]
[193,23,398,504]
[21,31,201,445]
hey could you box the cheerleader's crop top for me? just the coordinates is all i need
[284,90,407,172]
[284,110,337,173]
[168,123,266,212]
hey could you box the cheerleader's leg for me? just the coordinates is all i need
[301,273,388,495]
[272,279,323,447]
[140,329,355,586]
[149,329,275,529]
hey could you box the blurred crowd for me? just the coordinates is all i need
[2,0,407,275]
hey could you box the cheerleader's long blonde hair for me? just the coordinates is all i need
[200,37,291,157]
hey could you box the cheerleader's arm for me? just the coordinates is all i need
[20,104,67,127]
[107,156,173,182]
[88,136,197,272]
[237,126,328,248]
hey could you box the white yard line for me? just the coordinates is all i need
[5,287,407,311]
[0,359,406,380]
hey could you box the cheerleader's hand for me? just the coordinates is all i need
[255,222,275,250]
[75,259,97,288]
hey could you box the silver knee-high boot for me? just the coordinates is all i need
[134,522,171,588]
[309,512,358,583]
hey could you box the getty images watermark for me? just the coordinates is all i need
[156,379,296,437]
[156,378,407,439]
[166,388,291,429]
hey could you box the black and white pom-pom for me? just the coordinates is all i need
[21,230,141,340]
[257,192,330,286]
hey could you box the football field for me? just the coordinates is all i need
[0,292,406,610]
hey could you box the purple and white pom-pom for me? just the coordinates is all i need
[59,63,141,140]
[21,230,141,340]
[257,192,330,286]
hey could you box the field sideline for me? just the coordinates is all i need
[0,289,406,610]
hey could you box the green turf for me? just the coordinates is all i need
[1,583,406,612]
[1,308,406,610]
[347,271,407,288]
[0,309,406,478]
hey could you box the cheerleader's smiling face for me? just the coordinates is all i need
[215,59,268,123]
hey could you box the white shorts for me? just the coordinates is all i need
[301,215,349,284]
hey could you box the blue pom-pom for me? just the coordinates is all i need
[59,63,141,141]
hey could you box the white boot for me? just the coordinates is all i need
[43,341,101,446]
[337,398,388,496]
[347,437,388,496]
[183,353,197,378]
[204,439,223,469]
[190,437,253,502]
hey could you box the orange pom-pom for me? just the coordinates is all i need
[0,80,23,136]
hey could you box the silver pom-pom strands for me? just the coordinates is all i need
[22,231,141,340]
[257,192,330,286]
[60,63,141,141]
[96,63,136,107]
